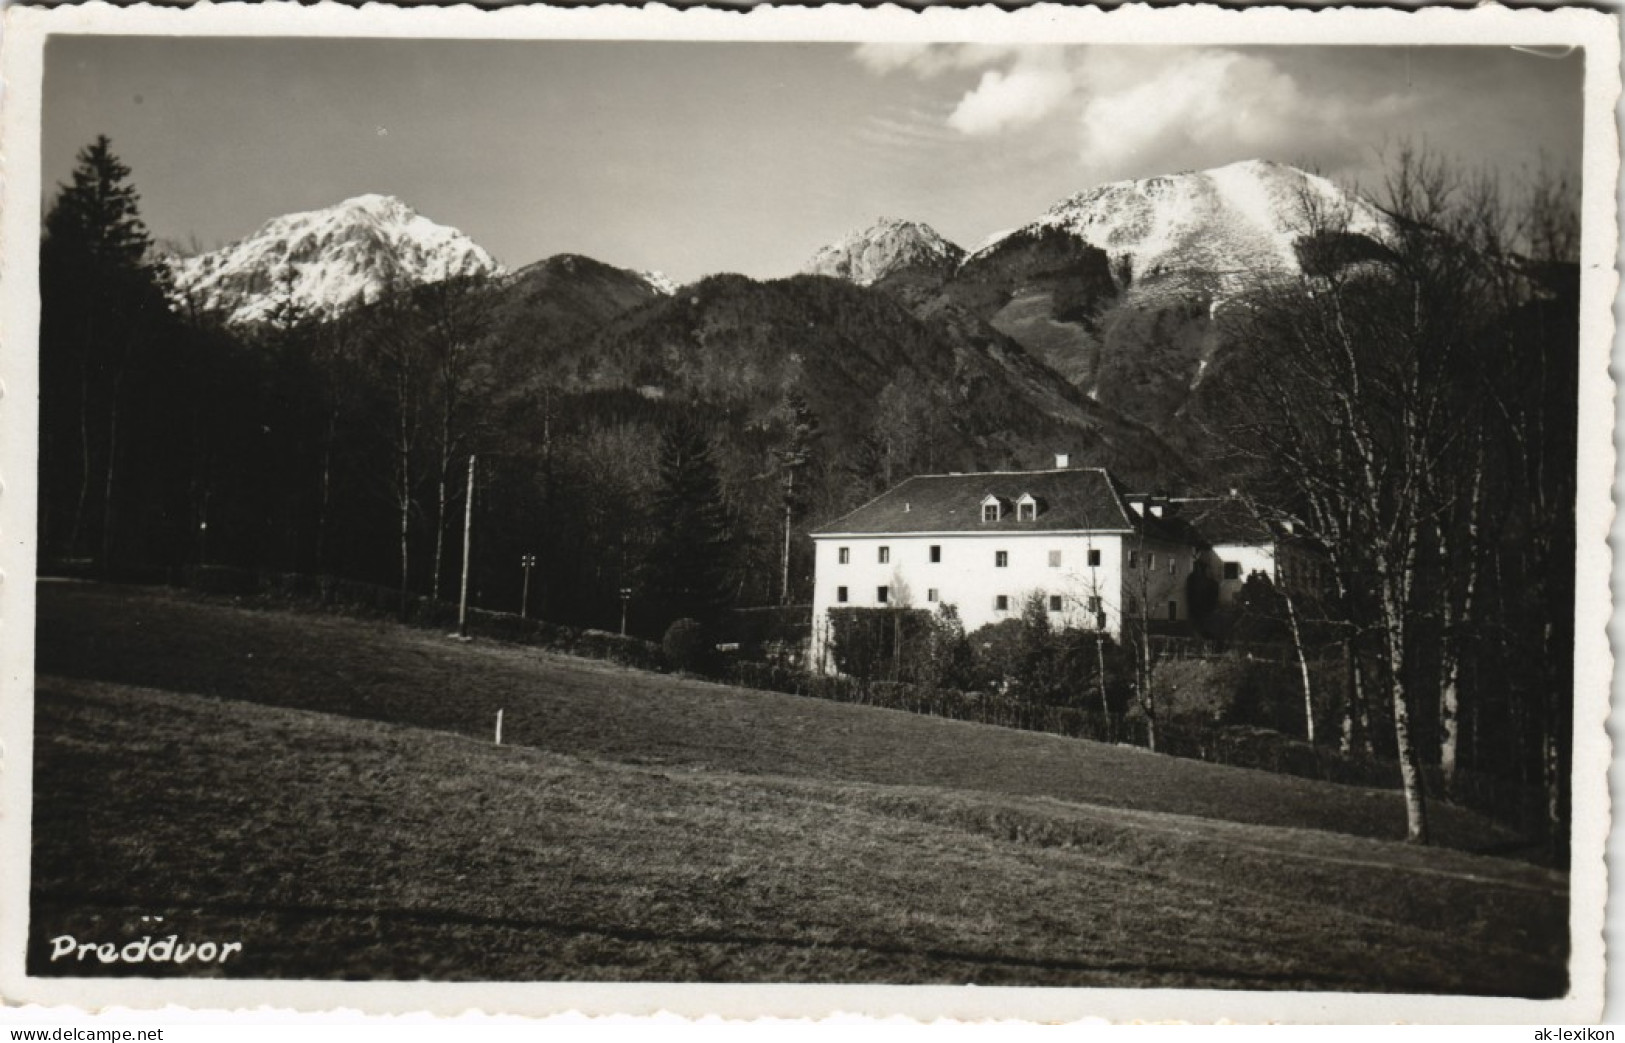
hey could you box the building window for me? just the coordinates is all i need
[995,595,1010,612]
[927,588,939,603]
[995,550,1009,567]
[1088,548,1101,567]
[1223,562,1241,580]
[1169,557,1176,575]
[930,545,941,563]
[1049,595,1063,612]
[1086,596,1102,612]
[1048,550,1062,568]
[1168,600,1178,621]
[878,546,890,564]
[982,498,1001,522]
[838,547,850,565]
[836,586,848,603]
[1148,552,1157,570]
[877,586,889,604]
[1018,501,1037,521]
[1128,550,1140,569]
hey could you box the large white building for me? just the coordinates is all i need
[808,462,1204,673]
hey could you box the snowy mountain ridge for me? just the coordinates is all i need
[638,269,680,296]
[969,159,1390,297]
[170,194,503,326]
[803,217,966,286]
[169,160,1387,331]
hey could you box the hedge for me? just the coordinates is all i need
[726,660,1121,743]
[243,572,666,671]
[725,659,1547,836]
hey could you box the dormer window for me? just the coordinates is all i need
[980,494,1003,523]
[1016,493,1039,522]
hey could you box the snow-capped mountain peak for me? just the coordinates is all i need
[170,194,504,325]
[970,159,1389,296]
[638,269,679,296]
[804,217,966,286]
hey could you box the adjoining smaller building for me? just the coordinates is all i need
[1171,496,1328,607]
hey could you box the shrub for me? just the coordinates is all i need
[579,628,667,672]
[826,607,936,682]
[663,618,712,674]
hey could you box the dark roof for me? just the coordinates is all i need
[813,467,1143,536]
[1170,497,1309,547]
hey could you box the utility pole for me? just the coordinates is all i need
[520,553,535,619]
[781,499,793,606]
[458,453,475,639]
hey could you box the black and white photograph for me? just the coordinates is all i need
[0,2,1615,1024]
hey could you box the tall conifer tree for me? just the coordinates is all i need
[39,136,167,565]
[645,415,733,627]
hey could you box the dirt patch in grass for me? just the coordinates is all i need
[30,677,1566,992]
[35,583,1531,857]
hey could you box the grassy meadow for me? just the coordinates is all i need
[28,582,1569,991]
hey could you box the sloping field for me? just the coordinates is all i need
[27,583,1569,991]
[35,583,1532,852]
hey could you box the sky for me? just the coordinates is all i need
[42,37,1585,283]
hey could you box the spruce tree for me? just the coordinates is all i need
[39,135,168,566]
[645,415,734,627]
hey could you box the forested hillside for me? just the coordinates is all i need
[37,137,1184,639]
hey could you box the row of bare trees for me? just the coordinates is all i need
[1206,148,1580,851]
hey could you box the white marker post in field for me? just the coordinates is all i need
[495,708,503,746]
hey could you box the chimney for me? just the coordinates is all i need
[1055,453,1070,469]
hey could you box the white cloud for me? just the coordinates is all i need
[1072,49,1414,181]
[852,44,1404,180]
[852,43,1047,80]
[1077,51,1299,164]
[853,43,948,77]
[947,65,1076,136]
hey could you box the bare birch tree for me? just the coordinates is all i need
[416,275,493,601]
[1215,147,1514,843]
[363,281,426,617]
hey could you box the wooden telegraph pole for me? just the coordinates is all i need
[458,454,475,639]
